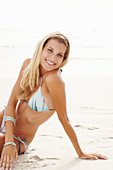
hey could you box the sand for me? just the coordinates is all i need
[0,75,113,170]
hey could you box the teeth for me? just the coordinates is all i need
[46,60,54,65]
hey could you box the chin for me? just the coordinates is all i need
[46,68,55,72]
[41,63,59,73]
[42,67,54,73]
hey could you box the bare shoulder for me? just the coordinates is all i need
[45,70,66,116]
[22,58,31,69]
[45,69,65,87]
[16,58,31,82]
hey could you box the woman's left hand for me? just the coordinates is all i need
[79,152,108,160]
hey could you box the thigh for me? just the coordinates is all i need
[0,133,5,155]
[14,138,28,155]
[0,110,4,127]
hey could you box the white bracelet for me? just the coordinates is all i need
[4,116,16,126]
[4,142,16,147]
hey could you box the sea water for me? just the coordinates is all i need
[0,28,113,77]
[0,0,113,77]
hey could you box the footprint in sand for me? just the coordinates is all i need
[22,160,36,163]
[107,137,113,139]
[39,134,63,138]
[74,124,99,130]
[30,155,44,161]
[45,157,59,160]
[30,155,60,162]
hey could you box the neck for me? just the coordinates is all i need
[39,65,48,77]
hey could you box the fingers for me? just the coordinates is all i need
[85,153,108,160]
[0,156,3,167]
[0,148,17,170]
[0,155,13,170]
[9,158,13,170]
[84,154,98,160]
[1,155,7,170]
[15,150,19,164]
[5,157,10,170]
[79,152,108,160]
[90,155,98,160]
[0,154,4,168]
[92,153,108,160]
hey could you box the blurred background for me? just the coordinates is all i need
[0,0,113,77]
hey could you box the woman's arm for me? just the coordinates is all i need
[45,70,107,160]
[5,59,30,143]
[45,70,82,156]
[0,58,31,170]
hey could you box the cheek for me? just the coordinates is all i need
[40,52,47,63]
[41,49,48,56]
[41,51,46,58]
[57,58,64,64]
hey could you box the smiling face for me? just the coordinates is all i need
[40,39,67,75]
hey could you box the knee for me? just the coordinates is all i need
[0,133,5,155]
[0,110,4,126]
[0,133,5,143]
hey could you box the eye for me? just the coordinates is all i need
[57,53,63,57]
[48,48,53,52]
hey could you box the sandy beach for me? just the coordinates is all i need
[0,1,113,169]
[0,75,113,170]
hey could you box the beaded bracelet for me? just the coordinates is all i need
[4,116,16,126]
[4,142,16,147]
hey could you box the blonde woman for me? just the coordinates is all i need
[0,32,107,170]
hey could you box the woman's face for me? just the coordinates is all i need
[40,39,67,74]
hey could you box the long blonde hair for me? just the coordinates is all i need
[18,32,70,100]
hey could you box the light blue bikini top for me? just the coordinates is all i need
[23,76,55,112]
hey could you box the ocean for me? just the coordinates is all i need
[0,0,113,77]
[0,28,113,77]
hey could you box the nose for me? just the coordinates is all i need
[50,54,56,62]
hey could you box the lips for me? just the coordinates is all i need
[46,59,55,66]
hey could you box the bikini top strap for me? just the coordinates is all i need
[40,75,43,87]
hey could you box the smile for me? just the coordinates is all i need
[46,59,55,66]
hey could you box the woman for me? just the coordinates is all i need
[0,32,107,170]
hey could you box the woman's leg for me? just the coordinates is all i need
[0,133,5,155]
[0,110,4,127]
[14,137,29,154]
